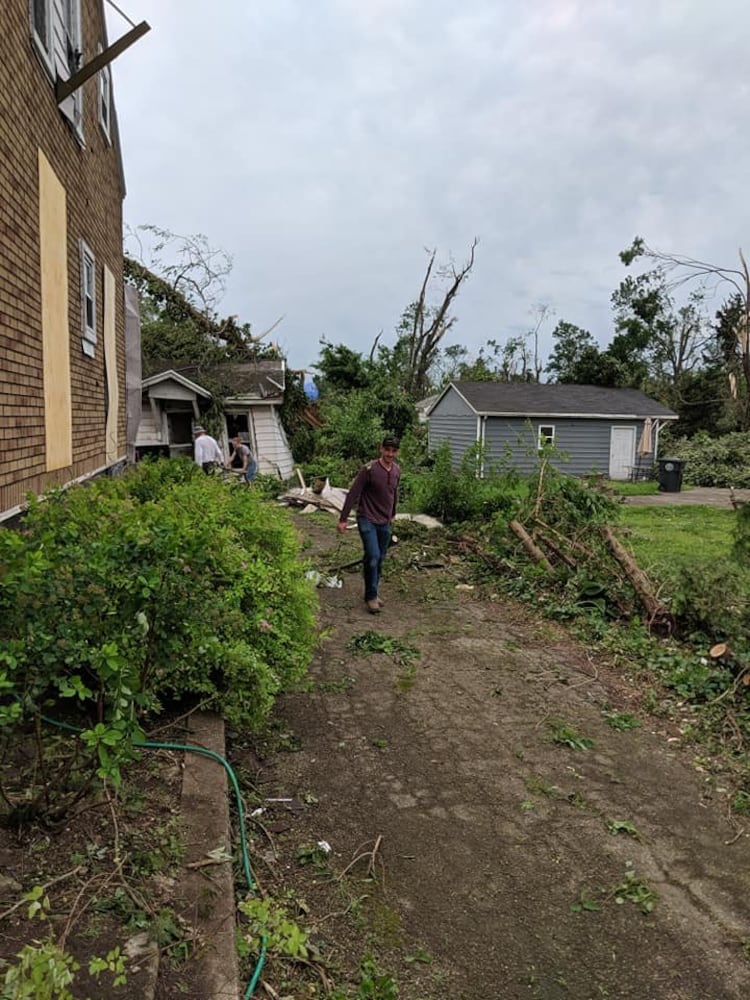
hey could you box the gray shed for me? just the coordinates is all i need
[427,382,678,480]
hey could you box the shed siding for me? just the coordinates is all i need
[427,386,477,465]
[428,413,477,466]
[428,411,639,476]
[482,417,645,476]
[430,387,475,418]
[250,406,294,479]
[135,408,161,447]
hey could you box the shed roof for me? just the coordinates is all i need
[142,369,211,397]
[435,382,678,420]
[142,360,286,400]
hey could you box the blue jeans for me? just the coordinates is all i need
[357,516,392,601]
[243,459,258,483]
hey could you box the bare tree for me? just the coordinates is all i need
[125,224,233,318]
[404,238,478,398]
[125,224,284,363]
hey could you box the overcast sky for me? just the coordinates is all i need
[107,0,750,374]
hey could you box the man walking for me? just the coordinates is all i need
[193,425,224,474]
[337,436,401,614]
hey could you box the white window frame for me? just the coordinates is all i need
[537,424,555,450]
[98,44,112,143]
[30,0,84,141]
[80,240,97,357]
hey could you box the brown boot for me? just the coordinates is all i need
[366,599,381,614]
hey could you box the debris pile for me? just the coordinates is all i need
[278,471,347,515]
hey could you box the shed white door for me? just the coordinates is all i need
[609,426,635,480]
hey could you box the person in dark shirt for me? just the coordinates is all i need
[337,436,401,614]
[228,434,258,483]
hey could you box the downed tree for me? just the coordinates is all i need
[533,530,577,570]
[532,517,599,561]
[509,520,552,571]
[601,526,675,636]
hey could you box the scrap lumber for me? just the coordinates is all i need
[509,520,552,572]
[601,526,674,635]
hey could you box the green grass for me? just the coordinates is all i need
[606,479,660,496]
[620,505,735,576]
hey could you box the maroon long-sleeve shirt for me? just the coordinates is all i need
[339,459,401,525]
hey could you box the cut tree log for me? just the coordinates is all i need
[509,520,552,572]
[601,526,674,636]
[534,531,577,569]
[532,518,598,561]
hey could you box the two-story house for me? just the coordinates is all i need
[0,1,147,520]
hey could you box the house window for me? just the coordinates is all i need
[98,46,112,142]
[31,0,52,63]
[538,424,555,450]
[80,241,96,356]
[30,0,83,138]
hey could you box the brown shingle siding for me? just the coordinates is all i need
[1,0,127,506]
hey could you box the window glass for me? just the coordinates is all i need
[81,242,96,354]
[99,61,112,140]
[538,425,555,449]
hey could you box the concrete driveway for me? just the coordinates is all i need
[623,486,750,508]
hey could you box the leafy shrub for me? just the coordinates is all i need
[0,462,317,808]
[733,500,750,564]
[523,466,621,534]
[671,431,750,488]
[664,561,750,650]
[317,390,387,464]
[405,442,523,524]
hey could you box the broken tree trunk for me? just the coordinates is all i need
[509,520,552,572]
[601,526,674,636]
[534,531,577,569]
[532,517,598,561]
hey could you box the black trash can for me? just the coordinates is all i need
[657,457,684,492]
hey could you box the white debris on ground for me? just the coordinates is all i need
[278,475,347,515]
[394,512,443,529]
[305,570,343,589]
[279,473,443,529]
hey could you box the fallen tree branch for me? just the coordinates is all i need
[532,518,599,560]
[600,526,674,635]
[0,865,83,923]
[337,834,384,881]
[534,531,577,569]
[509,520,552,571]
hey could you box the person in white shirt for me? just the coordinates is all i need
[193,426,224,473]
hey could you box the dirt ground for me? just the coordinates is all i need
[243,511,750,1000]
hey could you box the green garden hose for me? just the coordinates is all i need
[39,713,266,998]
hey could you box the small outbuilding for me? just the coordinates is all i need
[426,382,678,481]
[136,360,294,478]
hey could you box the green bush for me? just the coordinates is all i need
[664,560,750,651]
[671,431,750,488]
[405,442,524,524]
[521,465,621,535]
[0,462,317,807]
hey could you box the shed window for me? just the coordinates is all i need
[538,424,555,449]
[80,241,96,356]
